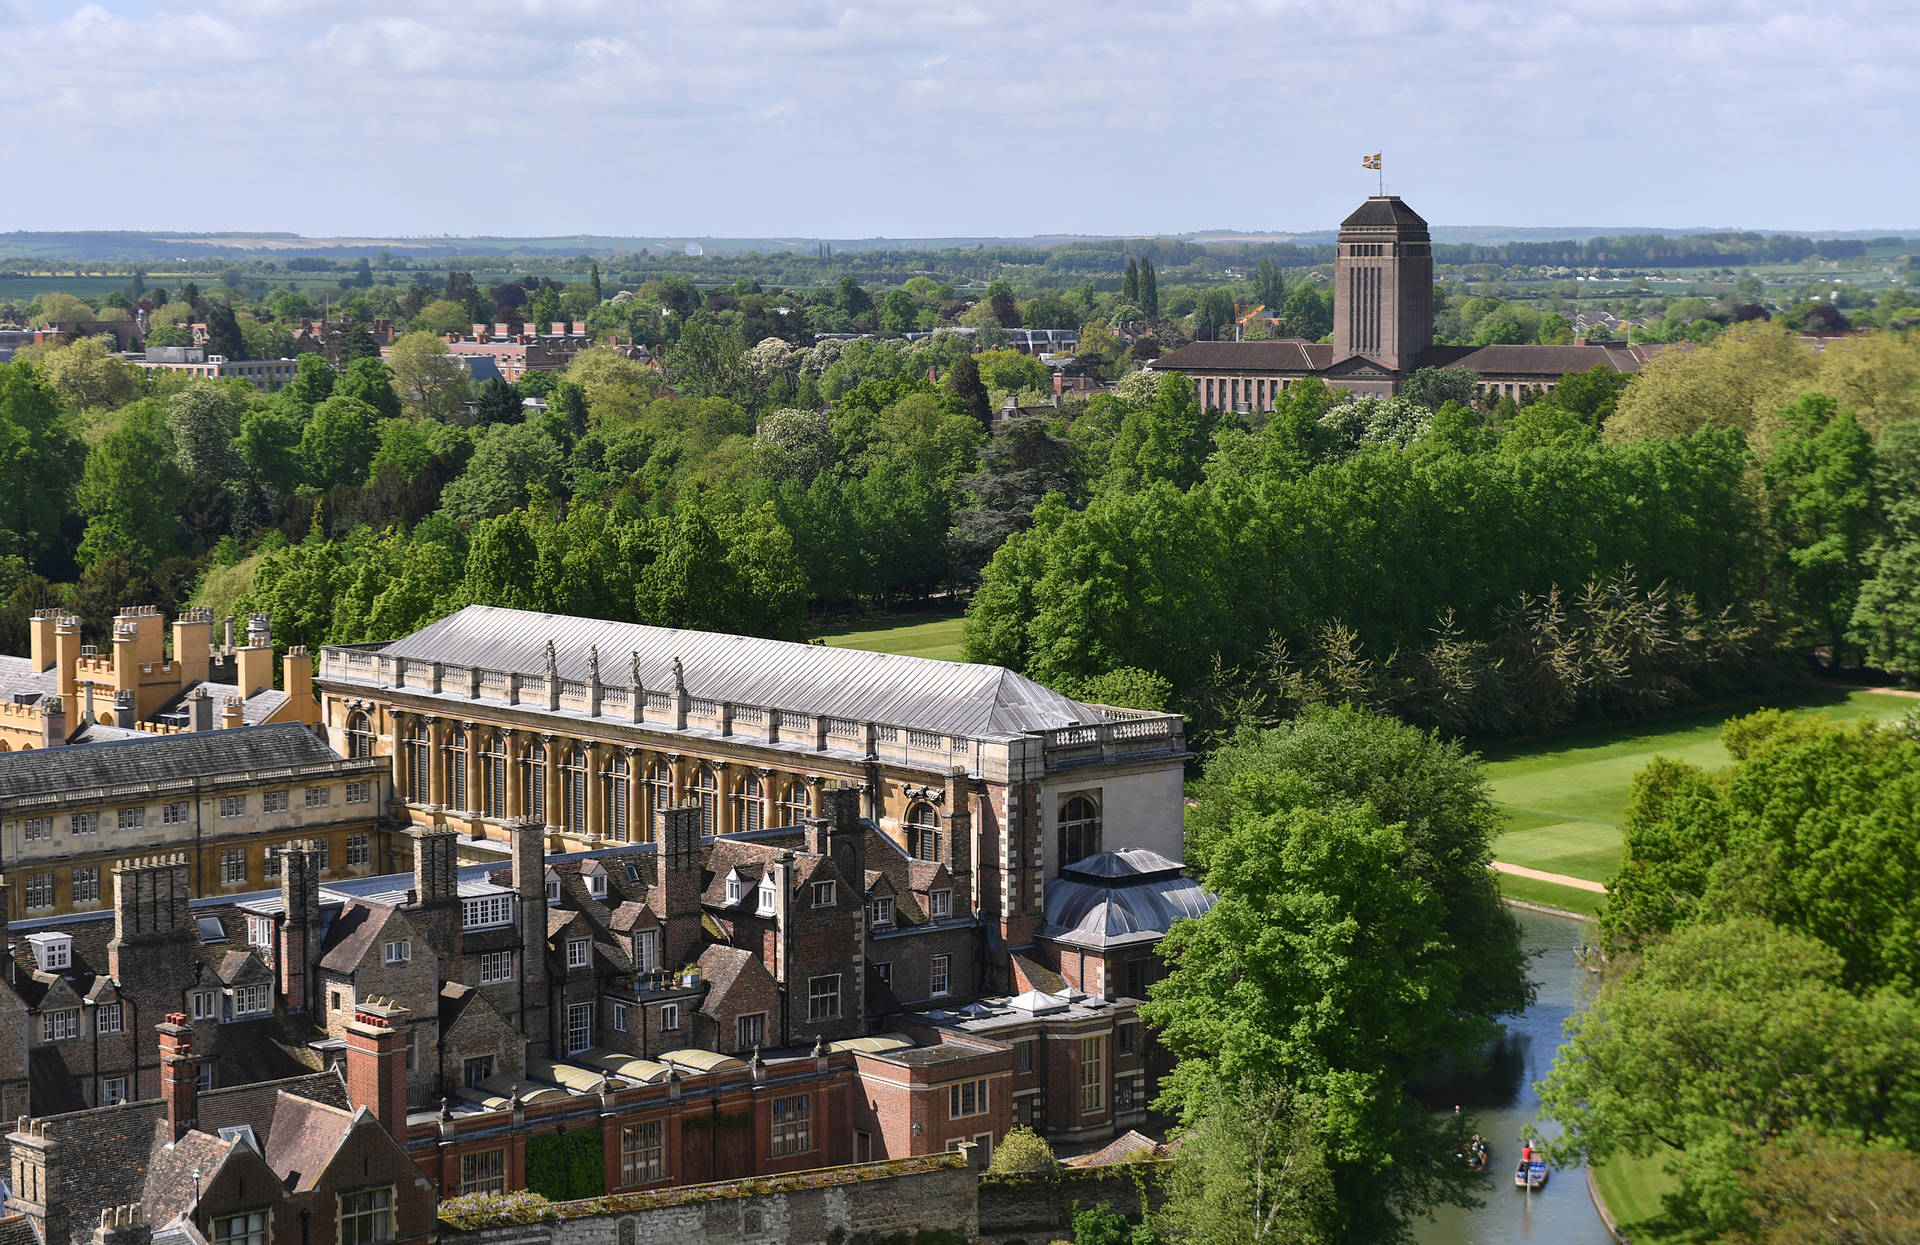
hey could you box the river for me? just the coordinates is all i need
[1414,907,1614,1245]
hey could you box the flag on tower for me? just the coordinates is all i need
[1362,153,1382,169]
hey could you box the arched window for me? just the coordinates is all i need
[481,733,507,817]
[648,761,674,841]
[603,753,631,842]
[523,742,548,824]
[346,711,375,759]
[445,726,468,810]
[689,767,718,836]
[733,773,763,834]
[776,781,811,827]
[561,747,589,832]
[403,724,430,805]
[1058,795,1101,865]
[907,802,941,862]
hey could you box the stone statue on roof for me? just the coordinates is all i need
[630,650,642,689]
[587,644,600,684]
[544,639,557,679]
[672,655,686,694]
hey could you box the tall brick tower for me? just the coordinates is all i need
[1332,195,1433,373]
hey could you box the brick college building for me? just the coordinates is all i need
[1152,194,1659,408]
[3,607,1210,1204]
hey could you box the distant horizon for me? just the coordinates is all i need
[3,2,1913,240]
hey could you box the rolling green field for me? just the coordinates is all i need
[810,610,968,662]
[1486,687,1912,908]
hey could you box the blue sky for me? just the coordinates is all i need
[2,0,1915,238]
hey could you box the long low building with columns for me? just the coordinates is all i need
[316,605,1189,969]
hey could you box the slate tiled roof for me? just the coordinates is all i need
[317,903,390,974]
[25,1071,348,1245]
[261,1093,355,1192]
[0,723,338,802]
[0,655,57,705]
[0,1214,42,1245]
[694,945,760,1020]
[363,604,1104,739]
[1151,339,1334,373]
[1419,342,1654,377]
[1340,195,1429,231]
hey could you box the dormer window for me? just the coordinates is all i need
[547,880,561,904]
[725,871,743,904]
[931,889,952,919]
[870,897,894,927]
[27,933,71,971]
[587,872,608,899]
[756,879,777,915]
[463,894,514,929]
[566,937,589,969]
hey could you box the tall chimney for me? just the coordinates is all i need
[343,1000,410,1139]
[942,766,973,904]
[92,1205,151,1245]
[171,607,212,689]
[5,1117,65,1245]
[39,696,65,749]
[278,842,321,1012]
[189,689,213,733]
[158,1013,197,1140]
[407,829,462,980]
[28,609,59,673]
[654,806,704,970]
[282,645,317,725]
[54,614,82,702]
[510,818,551,1055]
[220,698,244,731]
[235,614,272,698]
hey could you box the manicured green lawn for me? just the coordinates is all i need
[810,610,969,662]
[1592,1151,1714,1245]
[1494,873,1604,918]
[1485,687,1912,894]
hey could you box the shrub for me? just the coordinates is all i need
[987,1126,1060,1178]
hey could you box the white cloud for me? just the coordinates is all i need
[0,0,1912,234]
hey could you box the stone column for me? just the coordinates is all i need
[465,723,483,815]
[716,762,736,836]
[585,745,605,841]
[425,718,447,807]
[503,729,523,818]
[806,774,827,819]
[544,737,564,829]
[623,748,642,843]
[391,711,412,804]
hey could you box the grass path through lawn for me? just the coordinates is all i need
[1487,686,1912,908]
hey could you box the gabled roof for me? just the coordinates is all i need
[366,604,1104,739]
[0,723,338,802]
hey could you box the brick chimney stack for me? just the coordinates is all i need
[93,1205,151,1245]
[942,766,974,908]
[407,828,462,980]
[278,842,321,1012]
[510,818,551,1056]
[158,1013,197,1139]
[5,1117,65,1245]
[654,806,704,970]
[110,855,193,984]
[343,999,410,1140]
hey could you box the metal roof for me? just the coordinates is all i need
[1039,854,1215,951]
[366,604,1103,740]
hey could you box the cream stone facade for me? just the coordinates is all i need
[316,605,1189,964]
[0,606,319,754]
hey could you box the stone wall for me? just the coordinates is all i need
[976,1166,1163,1245]
[441,1153,979,1245]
